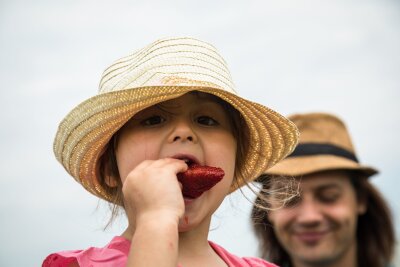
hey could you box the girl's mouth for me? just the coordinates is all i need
[176,163,224,199]
[172,154,200,166]
[170,154,224,198]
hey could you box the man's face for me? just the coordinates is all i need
[268,171,366,266]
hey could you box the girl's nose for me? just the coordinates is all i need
[168,120,197,143]
[173,135,194,142]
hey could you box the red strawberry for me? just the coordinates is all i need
[177,164,225,198]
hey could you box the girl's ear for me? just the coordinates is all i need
[103,161,119,188]
[99,136,120,188]
[105,174,119,188]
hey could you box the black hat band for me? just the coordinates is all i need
[288,143,359,163]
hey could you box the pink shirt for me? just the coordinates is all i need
[42,236,278,267]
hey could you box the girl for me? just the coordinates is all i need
[43,37,298,267]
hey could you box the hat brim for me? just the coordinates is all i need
[264,154,378,178]
[54,86,298,201]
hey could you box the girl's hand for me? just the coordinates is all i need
[122,158,188,227]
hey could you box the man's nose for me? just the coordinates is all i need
[296,199,324,225]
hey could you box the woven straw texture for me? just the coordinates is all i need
[54,37,299,201]
[264,112,377,177]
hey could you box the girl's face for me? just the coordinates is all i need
[115,92,237,231]
[267,171,366,266]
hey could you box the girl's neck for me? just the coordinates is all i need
[178,221,211,254]
[121,228,133,241]
[122,216,227,266]
[178,229,227,267]
[121,214,213,254]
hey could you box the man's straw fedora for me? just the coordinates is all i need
[264,112,377,178]
[53,37,299,201]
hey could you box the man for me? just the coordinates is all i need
[251,112,395,267]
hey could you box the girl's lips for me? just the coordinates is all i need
[171,154,201,166]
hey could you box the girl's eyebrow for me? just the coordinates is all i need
[156,104,178,115]
[161,99,223,111]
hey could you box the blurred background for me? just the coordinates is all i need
[1,0,399,266]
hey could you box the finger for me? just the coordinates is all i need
[178,181,183,190]
[134,159,156,170]
[150,158,188,173]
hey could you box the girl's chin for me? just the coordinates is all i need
[178,218,193,232]
[183,197,196,205]
[178,212,202,232]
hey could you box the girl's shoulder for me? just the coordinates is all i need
[42,236,130,267]
[42,238,278,267]
[209,241,278,267]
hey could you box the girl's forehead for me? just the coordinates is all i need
[133,92,229,117]
[152,92,228,112]
[162,92,222,105]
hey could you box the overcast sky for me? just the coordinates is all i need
[1,0,399,266]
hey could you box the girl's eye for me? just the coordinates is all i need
[141,115,166,126]
[196,116,219,126]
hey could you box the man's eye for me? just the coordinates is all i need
[320,194,339,203]
[318,192,340,203]
[141,116,165,126]
[197,116,219,126]
[284,195,301,208]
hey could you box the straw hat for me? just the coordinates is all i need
[53,37,299,201]
[264,112,377,178]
